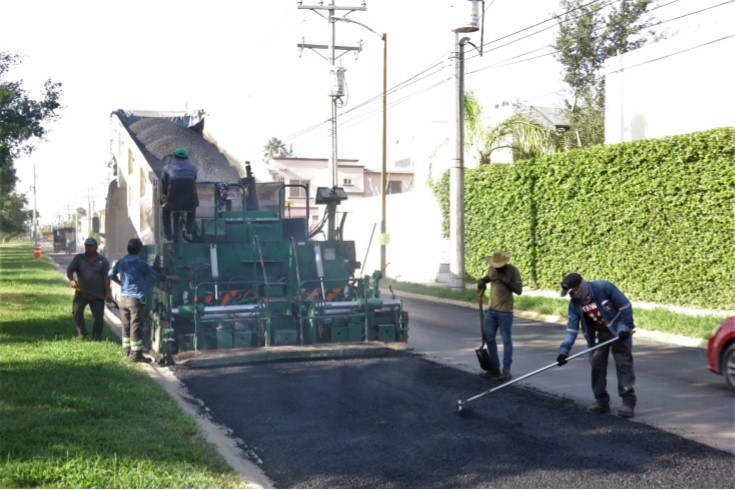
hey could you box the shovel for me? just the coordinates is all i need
[475,289,493,371]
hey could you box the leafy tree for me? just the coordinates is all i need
[554,0,654,147]
[262,137,293,161]
[0,52,62,196]
[0,191,32,240]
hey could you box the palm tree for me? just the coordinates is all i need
[464,91,560,164]
[262,137,292,161]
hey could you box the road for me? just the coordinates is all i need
[399,293,735,455]
[45,248,735,488]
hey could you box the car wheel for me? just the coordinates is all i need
[724,344,735,394]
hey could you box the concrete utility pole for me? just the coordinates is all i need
[32,162,38,242]
[449,0,482,291]
[297,1,366,241]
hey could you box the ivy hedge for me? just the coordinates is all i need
[434,127,735,310]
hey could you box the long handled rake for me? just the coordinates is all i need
[457,335,621,413]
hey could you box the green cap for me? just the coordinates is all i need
[174,147,189,158]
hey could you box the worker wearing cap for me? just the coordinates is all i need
[161,147,199,241]
[556,272,637,418]
[67,237,112,341]
[108,238,180,362]
[476,248,523,380]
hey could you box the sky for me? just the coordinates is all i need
[3,0,732,226]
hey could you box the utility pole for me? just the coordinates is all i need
[297,1,366,240]
[32,162,38,242]
[449,0,483,291]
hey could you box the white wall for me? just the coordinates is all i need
[605,24,735,143]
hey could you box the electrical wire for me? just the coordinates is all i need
[285,0,734,150]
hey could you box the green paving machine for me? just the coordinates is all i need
[142,163,409,366]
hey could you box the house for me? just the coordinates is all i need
[265,157,414,227]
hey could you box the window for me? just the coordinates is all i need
[387,181,402,194]
[127,149,134,175]
[343,178,353,186]
[289,179,309,198]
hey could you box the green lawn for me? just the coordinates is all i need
[0,242,246,489]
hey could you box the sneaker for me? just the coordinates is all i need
[586,402,611,414]
[129,352,151,363]
[501,368,512,381]
[480,368,502,379]
[617,405,635,418]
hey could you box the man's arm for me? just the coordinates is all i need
[67,261,78,290]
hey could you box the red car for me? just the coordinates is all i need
[707,316,735,394]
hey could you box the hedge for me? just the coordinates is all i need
[434,127,735,310]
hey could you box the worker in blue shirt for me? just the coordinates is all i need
[109,238,179,362]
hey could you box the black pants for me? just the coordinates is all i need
[591,328,636,407]
[119,296,147,353]
[162,208,195,239]
[72,292,105,340]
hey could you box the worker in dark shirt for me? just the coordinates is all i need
[161,147,198,241]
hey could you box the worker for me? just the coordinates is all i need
[108,238,180,362]
[67,237,112,341]
[556,272,637,418]
[161,147,199,241]
[476,248,523,380]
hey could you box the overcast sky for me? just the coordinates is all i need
[2,0,731,225]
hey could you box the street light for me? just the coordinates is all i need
[332,16,388,274]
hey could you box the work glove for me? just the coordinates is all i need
[556,354,568,366]
[617,330,630,340]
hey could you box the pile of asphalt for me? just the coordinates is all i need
[173,351,735,489]
[128,118,242,182]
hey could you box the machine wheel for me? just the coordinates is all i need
[723,344,735,394]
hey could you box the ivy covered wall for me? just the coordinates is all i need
[434,127,735,310]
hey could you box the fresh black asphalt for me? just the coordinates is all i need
[172,350,735,489]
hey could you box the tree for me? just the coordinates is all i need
[464,91,559,164]
[262,137,293,161]
[554,0,654,147]
[0,52,62,197]
[0,191,32,240]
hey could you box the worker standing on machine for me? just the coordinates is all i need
[108,238,180,362]
[477,248,523,381]
[556,272,637,418]
[161,147,198,241]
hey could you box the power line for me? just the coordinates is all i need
[284,0,734,150]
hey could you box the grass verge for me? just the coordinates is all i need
[0,242,246,489]
[385,278,727,340]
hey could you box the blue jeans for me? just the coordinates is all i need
[484,309,514,371]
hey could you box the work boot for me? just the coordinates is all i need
[129,351,151,363]
[586,402,611,414]
[617,405,635,418]
[123,347,130,358]
[480,368,502,379]
[501,368,512,381]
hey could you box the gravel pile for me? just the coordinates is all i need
[123,114,243,183]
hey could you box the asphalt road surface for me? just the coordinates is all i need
[173,351,734,489]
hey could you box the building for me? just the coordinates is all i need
[605,23,735,144]
[265,157,414,227]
